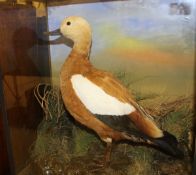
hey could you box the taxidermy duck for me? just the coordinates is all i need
[48,16,183,165]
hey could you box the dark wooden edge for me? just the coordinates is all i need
[193,0,196,172]
[192,5,196,172]
[47,0,124,7]
[0,0,124,7]
[0,2,33,8]
[193,89,196,174]
[193,139,196,175]
[0,71,15,175]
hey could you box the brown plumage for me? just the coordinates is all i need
[48,16,183,165]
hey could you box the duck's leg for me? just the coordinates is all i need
[104,140,112,167]
[90,140,113,172]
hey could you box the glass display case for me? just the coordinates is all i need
[0,1,195,175]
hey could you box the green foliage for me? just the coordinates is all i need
[74,127,99,155]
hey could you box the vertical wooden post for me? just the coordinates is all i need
[0,71,15,175]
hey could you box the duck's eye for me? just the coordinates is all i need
[67,21,71,26]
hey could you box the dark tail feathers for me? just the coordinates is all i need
[153,131,184,158]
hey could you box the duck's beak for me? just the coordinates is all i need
[43,29,73,47]
[44,28,61,36]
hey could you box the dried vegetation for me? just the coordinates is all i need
[19,81,194,175]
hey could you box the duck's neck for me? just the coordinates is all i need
[70,38,92,59]
[60,37,92,77]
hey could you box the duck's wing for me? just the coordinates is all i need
[70,69,163,138]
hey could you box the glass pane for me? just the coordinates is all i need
[0,3,50,174]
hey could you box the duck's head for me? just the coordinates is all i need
[48,16,92,46]
[60,16,92,43]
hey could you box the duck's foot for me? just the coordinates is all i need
[89,158,110,172]
[92,157,110,167]
[89,142,112,171]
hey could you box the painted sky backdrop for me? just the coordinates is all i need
[48,0,195,60]
[48,0,195,96]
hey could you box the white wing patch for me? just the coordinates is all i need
[71,74,135,115]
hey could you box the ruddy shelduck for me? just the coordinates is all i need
[48,16,183,165]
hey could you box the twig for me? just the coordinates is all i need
[34,83,65,121]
